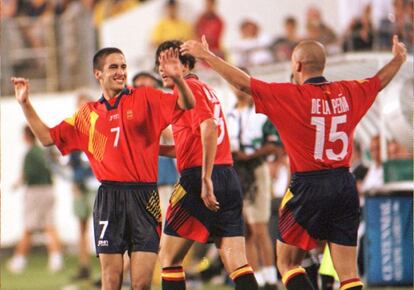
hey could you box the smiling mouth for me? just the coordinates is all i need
[114,78,125,84]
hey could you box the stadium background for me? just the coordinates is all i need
[1,0,412,289]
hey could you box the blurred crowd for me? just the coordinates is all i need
[2,0,413,93]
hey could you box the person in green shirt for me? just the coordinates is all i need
[7,126,63,274]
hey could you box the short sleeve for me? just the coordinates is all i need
[145,87,179,130]
[50,113,82,155]
[250,78,298,116]
[344,76,381,120]
[187,82,214,132]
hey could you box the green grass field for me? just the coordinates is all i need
[0,251,411,290]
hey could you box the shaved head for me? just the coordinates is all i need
[292,40,326,73]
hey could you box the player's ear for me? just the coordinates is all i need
[94,69,102,80]
[295,61,302,73]
[182,63,190,74]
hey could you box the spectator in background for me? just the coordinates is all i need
[387,138,412,159]
[132,71,162,88]
[232,17,273,67]
[227,72,280,290]
[7,126,63,274]
[150,0,193,47]
[343,4,374,52]
[70,94,94,281]
[270,16,300,62]
[378,0,413,52]
[361,135,383,194]
[2,0,18,18]
[351,141,368,277]
[93,0,138,27]
[351,141,368,193]
[305,7,338,53]
[19,0,53,53]
[194,0,225,59]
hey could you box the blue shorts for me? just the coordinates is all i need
[277,167,360,250]
[93,181,161,255]
[164,165,244,243]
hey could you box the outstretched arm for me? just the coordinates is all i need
[375,35,407,91]
[158,48,195,110]
[200,118,220,212]
[159,145,176,158]
[11,78,54,146]
[181,35,252,94]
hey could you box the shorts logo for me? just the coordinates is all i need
[98,240,109,247]
[146,191,162,222]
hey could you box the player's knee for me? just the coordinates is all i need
[101,267,123,288]
[131,276,151,290]
[158,250,183,268]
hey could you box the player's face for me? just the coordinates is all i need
[158,60,188,89]
[95,53,127,92]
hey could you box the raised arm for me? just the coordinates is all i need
[200,118,220,212]
[181,35,252,94]
[158,48,195,110]
[375,35,407,91]
[11,78,54,146]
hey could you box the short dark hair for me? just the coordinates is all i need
[132,71,162,87]
[285,16,297,26]
[155,40,196,70]
[93,47,124,70]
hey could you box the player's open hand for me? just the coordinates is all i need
[392,35,407,62]
[180,35,212,60]
[11,77,29,104]
[201,177,220,212]
[159,48,182,81]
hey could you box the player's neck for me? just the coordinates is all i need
[102,88,123,100]
[301,72,324,85]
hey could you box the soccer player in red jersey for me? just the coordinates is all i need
[181,35,407,290]
[155,40,258,290]
[12,47,195,290]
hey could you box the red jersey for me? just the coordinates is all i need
[172,75,232,172]
[251,76,381,173]
[50,87,180,182]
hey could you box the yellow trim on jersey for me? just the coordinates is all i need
[340,281,363,290]
[64,113,76,126]
[229,265,253,280]
[280,188,294,210]
[88,111,99,154]
[282,267,306,285]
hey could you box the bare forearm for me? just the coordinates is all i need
[375,55,405,91]
[200,119,218,180]
[20,100,53,146]
[159,145,176,158]
[173,77,195,110]
[203,52,252,94]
